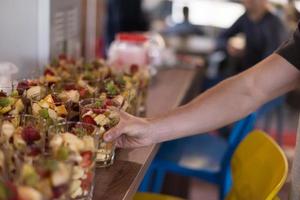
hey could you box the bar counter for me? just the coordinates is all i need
[93,68,200,200]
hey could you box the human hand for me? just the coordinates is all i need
[103,110,155,148]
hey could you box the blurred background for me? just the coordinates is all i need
[0,0,300,199]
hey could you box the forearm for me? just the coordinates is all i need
[149,54,300,143]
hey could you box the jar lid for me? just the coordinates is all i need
[116,33,148,43]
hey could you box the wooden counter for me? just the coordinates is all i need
[93,68,200,200]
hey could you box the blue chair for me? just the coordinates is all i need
[139,113,257,200]
[257,96,285,145]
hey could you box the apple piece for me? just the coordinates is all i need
[38,100,50,109]
[18,186,43,200]
[48,108,58,120]
[66,90,80,103]
[62,133,84,152]
[1,121,15,140]
[13,99,25,113]
[26,86,42,100]
[72,166,84,180]
[70,180,82,198]
[44,94,55,106]
[51,163,70,187]
[49,135,63,151]
[93,114,106,126]
[0,105,12,114]
[32,103,42,116]
[82,136,95,151]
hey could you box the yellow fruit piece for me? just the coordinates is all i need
[55,105,68,116]
[0,105,12,114]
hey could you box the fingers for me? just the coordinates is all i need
[104,124,124,142]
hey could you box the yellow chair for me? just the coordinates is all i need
[133,193,185,200]
[226,130,288,200]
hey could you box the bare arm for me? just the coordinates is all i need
[104,54,300,148]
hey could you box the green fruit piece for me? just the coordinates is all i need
[21,164,39,187]
[0,181,8,199]
[0,98,10,107]
[56,146,69,161]
[39,108,49,119]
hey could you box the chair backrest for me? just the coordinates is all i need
[220,113,257,197]
[226,130,288,200]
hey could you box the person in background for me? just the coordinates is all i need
[217,0,288,72]
[104,0,149,53]
[163,6,204,36]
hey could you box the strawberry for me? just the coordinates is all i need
[80,151,93,168]
[21,126,41,145]
[82,116,96,126]
[130,64,139,74]
[81,172,93,191]
[44,68,55,76]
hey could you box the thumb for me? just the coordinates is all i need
[103,125,123,142]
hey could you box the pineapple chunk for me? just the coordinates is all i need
[55,105,68,117]
[44,94,55,106]
[38,100,50,109]
[0,105,12,114]
[94,114,110,126]
[15,99,25,112]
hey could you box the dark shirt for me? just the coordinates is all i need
[277,22,300,69]
[218,11,287,70]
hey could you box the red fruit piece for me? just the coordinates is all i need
[105,99,113,107]
[93,108,105,114]
[81,171,93,191]
[21,126,41,145]
[82,116,96,126]
[79,88,88,98]
[80,151,93,168]
[4,181,19,200]
[52,185,68,198]
[130,64,139,74]
[27,145,42,156]
[64,83,76,91]
[17,81,30,95]
[59,54,67,60]
[44,68,55,76]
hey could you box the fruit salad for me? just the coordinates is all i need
[48,122,98,199]
[0,158,73,200]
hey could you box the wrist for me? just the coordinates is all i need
[145,117,162,144]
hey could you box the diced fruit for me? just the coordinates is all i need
[55,105,68,117]
[72,166,84,180]
[49,135,63,151]
[18,186,42,200]
[39,108,49,119]
[21,126,41,144]
[1,121,15,140]
[28,146,42,157]
[0,98,10,107]
[81,172,93,191]
[26,86,42,100]
[62,133,84,152]
[44,68,55,76]
[44,94,55,106]
[0,105,12,114]
[32,103,42,116]
[65,90,80,103]
[130,64,139,74]
[48,109,58,120]
[79,88,88,98]
[14,99,25,112]
[82,116,96,126]
[93,114,105,125]
[51,163,70,186]
[56,146,69,161]
[21,164,39,187]
[82,136,95,151]
[17,81,30,95]
[80,151,93,168]
[70,180,82,198]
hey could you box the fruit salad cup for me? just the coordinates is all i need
[16,79,48,102]
[79,98,120,167]
[48,122,99,200]
[0,114,46,179]
[0,158,73,200]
